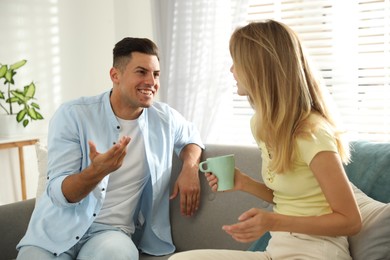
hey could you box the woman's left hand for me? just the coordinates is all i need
[222,208,273,243]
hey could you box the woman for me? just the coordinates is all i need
[169,20,361,259]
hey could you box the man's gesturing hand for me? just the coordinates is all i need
[88,136,131,177]
[62,136,131,203]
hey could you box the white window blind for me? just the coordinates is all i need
[233,0,390,142]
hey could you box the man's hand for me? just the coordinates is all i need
[170,163,200,216]
[88,136,131,177]
[62,136,131,203]
[170,144,202,217]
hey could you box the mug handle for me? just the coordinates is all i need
[198,161,209,172]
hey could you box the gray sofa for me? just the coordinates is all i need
[1,142,389,260]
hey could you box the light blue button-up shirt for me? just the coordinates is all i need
[17,90,204,256]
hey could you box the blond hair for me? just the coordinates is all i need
[229,20,350,172]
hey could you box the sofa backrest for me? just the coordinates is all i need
[344,141,390,203]
[169,144,273,252]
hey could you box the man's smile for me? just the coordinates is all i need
[138,89,154,96]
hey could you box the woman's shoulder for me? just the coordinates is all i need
[300,113,333,136]
[296,113,336,148]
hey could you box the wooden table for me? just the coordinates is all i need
[0,137,39,200]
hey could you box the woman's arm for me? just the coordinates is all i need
[206,168,274,204]
[304,151,362,235]
[222,151,362,243]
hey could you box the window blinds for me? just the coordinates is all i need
[236,0,390,142]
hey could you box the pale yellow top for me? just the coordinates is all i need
[252,114,338,216]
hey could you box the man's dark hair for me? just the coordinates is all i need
[113,37,160,71]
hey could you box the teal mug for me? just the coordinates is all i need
[199,154,235,191]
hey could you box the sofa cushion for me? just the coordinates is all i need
[0,199,35,259]
[247,231,271,252]
[344,141,390,203]
[35,142,48,200]
[348,184,390,260]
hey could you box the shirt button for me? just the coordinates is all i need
[116,125,120,129]
[93,213,96,217]
[76,236,80,240]
[53,253,57,256]
[102,188,105,191]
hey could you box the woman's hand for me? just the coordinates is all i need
[205,168,247,192]
[222,208,273,243]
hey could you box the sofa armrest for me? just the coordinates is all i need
[0,199,35,259]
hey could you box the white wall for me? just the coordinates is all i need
[0,0,154,205]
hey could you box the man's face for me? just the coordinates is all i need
[111,52,160,117]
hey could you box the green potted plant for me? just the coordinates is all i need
[0,60,43,128]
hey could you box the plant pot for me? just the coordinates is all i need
[0,114,30,138]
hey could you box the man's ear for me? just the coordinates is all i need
[110,67,120,83]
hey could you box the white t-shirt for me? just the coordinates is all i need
[94,117,149,235]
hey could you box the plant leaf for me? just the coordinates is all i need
[10,90,26,102]
[6,97,19,103]
[23,119,29,127]
[24,82,36,98]
[10,60,27,70]
[17,109,27,122]
[5,70,13,83]
[0,91,4,99]
[0,65,7,78]
[31,102,40,109]
[35,111,44,119]
[28,107,37,119]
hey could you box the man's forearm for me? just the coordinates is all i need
[180,143,202,167]
[61,165,104,203]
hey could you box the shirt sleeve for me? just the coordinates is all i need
[170,107,204,156]
[296,127,338,166]
[46,103,84,207]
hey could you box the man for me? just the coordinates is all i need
[17,37,204,260]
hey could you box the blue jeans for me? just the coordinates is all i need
[17,223,138,260]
